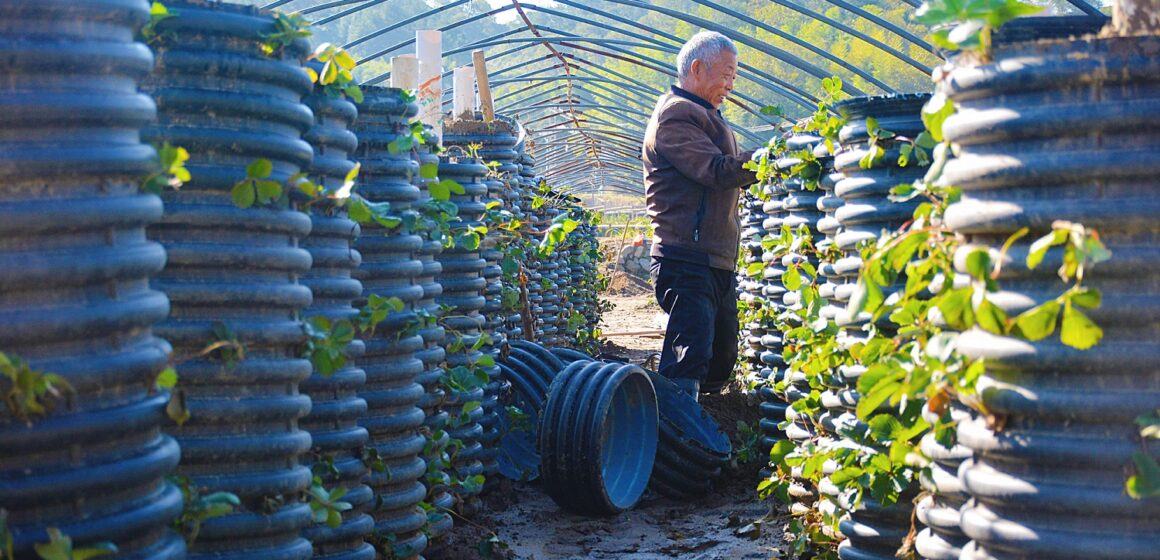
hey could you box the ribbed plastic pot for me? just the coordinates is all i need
[352,87,430,560]
[939,32,1160,560]
[299,82,375,559]
[141,1,316,557]
[831,93,930,326]
[496,342,570,480]
[915,408,972,560]
[540,361,659,515]
[0,1,185,556]
[437,136,504,498]
[516,149,546,341]
[442,121,519,350]
[406,123,455,544]
[647,373,732,500]
[767,133,827,509]
[825,93,931,560]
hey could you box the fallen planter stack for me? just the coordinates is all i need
[497,341,570,481]
[0,1,184,555]
[353,87,429,560]
[299,75,375,558]
[539,361,659,515]
[142,2,316,557]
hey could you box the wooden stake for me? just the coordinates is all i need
[1111,0,1160,35]
[473,50,495,121]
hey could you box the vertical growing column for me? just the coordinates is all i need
[352,87,429,560]
[141,0,316,557]
[299,74,375,559]
[0,1,185,556]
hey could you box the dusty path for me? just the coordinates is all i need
[429,294,787,560]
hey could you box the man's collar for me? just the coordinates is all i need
[672,85,718,113]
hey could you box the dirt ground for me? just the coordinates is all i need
[428,293,789,560]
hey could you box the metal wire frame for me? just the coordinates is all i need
[449,48,785,141]
[267,0,1105,196]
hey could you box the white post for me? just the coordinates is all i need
[390,54,418,91]
[452,66,475,120]
[416,30,443,143]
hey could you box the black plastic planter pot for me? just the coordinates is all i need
[437,138,503,501]
[646,373,732,500]
[826,93,931,560]
[352,87,430,559]
[443,121,520,351]
[540,361,658,516]
[915,412,972,560]
[0,1,185,557]
[831,93,929,326]
[940,32,1160,560]
[141,1,316,557]
[299,83,375,559]
[496,342,570,481]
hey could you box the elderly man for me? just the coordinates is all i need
[642,31,757,399]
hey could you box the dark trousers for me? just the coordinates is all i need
[650,257,739,392]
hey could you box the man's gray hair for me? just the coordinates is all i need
[676,31,738,81]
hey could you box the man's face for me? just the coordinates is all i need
[691,50,737,109]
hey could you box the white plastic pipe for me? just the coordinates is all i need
[452,66,475,120]
[390,54,418,91]
[416,30,443,143]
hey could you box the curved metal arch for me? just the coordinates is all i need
[348,1,849,104]
[521,2,819,109]
[535,141,640,161]
[475,52,784,131]
[508,103,654,125]
[530,23,816,110]
[516,3,830,104]
[594,0,869,95]
[527,122,644,147]
[687,0,904,91]
[463,48,792,136]
[821,0,933,53]
[495,76,659,113]
[764,0,932,74]
[369,22,816,114]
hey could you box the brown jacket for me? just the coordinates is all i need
[643,88,756,271]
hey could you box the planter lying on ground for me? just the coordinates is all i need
[496,342,568,481]
[540,361,659,515]
[941,28,1160,560]
[141,1,316,557]
[0,1,184,556]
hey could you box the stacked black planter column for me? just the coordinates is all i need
[941,32,1160,560]
[352,87,429,560]
[299,81,375,559]
[517,150,546,341]
[756,176,790,459]
[436,128,495,510]
[828,94,929,560]
[0,1,185,556]
[409,125,456,547]
[142,1,316,557]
